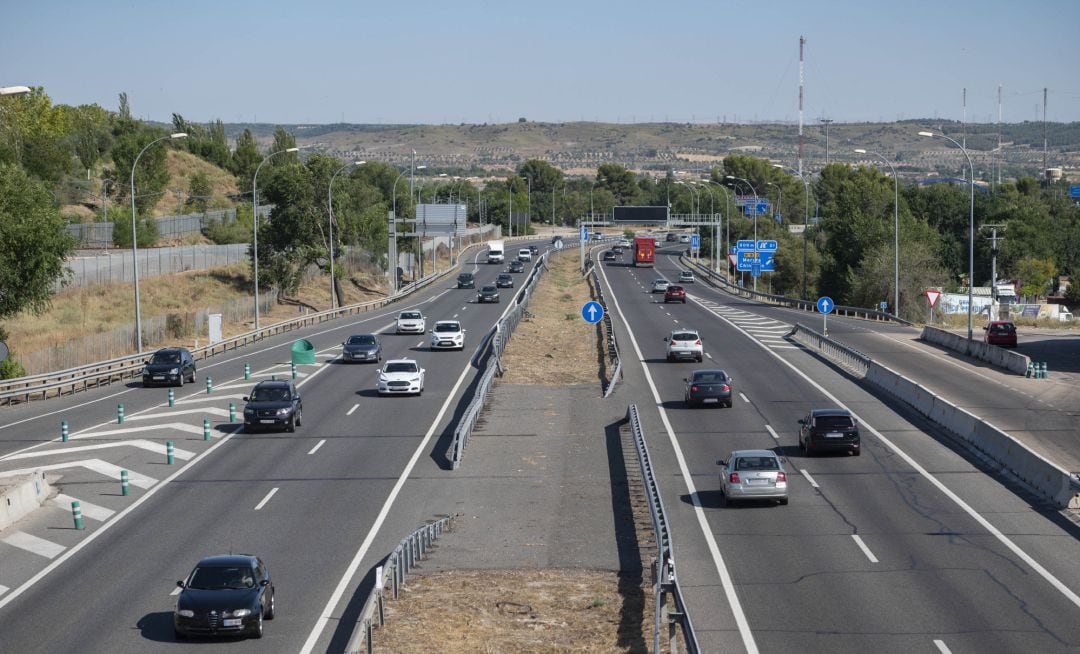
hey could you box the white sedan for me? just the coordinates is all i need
[377,359,425,396]
[395,311,426,334]
[430,320,466,350]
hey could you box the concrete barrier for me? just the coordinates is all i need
[921,326,1030,375]
[0,471,52,531]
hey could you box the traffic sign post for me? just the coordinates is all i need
[817,296,834,336]
[925,289,942,323]
[879,301,888,312]
[690,233,700,258]
[581,301,604,324]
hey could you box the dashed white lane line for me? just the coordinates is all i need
[452,313,459,319]
[934,639,952,654]
[346,404,359,416]
[739,392,750,403]
[851,535,879,563]
[705,353,713,360]
[50,494,114,521]
[765,425,780,440]
[308,440,326,455]
[2,532,66,559]
[254,488,279,511]
[799,468,820,488]
[415,341,425,348]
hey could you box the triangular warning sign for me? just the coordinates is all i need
[925,289,941,308]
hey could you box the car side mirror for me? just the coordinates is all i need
[683,378,689,383]
[982,326,988,330]
[243,396,250,402]
[716,459,726,466]
[797,419,805,425]
[177,580,186,589]
[260,579,269,587]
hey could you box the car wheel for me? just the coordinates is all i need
[778,498,789,506]
[725,401,733,408]
[250,613,263,639]
[287,415,295,433]
[295,409,302,427]
[853,448,861,456]
[174,627,187,641]
[189,369,196,384]
[696,355,703,362]
[265,591,276,620]
[177,373,183,388]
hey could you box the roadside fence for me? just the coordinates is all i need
[589,266,622,397]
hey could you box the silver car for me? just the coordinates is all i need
[718,449,789,506]
[651,279,670,293]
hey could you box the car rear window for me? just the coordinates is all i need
[672,332,698,341]
[693,371,726,383]
[667,286,684,292]
[735,457,779,471]
[990,323,1015,333]
[815,415,854,429]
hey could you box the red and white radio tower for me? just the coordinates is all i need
[798,36,805,177]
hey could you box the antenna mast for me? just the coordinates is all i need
[798,36,805,177]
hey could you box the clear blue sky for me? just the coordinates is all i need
[5,0,1079,125]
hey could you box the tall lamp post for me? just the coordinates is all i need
[130,132,187,352]
[772,164,811,299]
[253,146,300,330]
[0,86,32,96]
[854,148,900,317]
[328,160,365,309]
[726,175,759,291]
[919,130,975,340]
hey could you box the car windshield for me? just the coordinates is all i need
[250,386,290,402]
[151,351,180,364]
[435,323,460,333]
[458,274,472,281]
[735,457,779,471]
[672,332,698,342]
[187,566,255,590]
[400,312,421,320]
[692,371,726,383]
[347,335,376,345]
[815,415,854,429]
[667,286,683,292]
[498,275,511,281]
[386,362,418,374]
[481,286,496,293]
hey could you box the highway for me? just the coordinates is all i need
[0,242,546,653]
[596,245,1080,653]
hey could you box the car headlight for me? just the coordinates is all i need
[276,407,290,416]
[169,367,179,375]
[228,608,251,617]
[176,609,194,618]
[244,408,255,415]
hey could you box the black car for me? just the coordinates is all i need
[142,347,196,387]
[551,235,564,244]
[684,369,734,408]
[529,245,539,255]
[799,408,861,456]
[495,273,514,288]
[456,272,475,289]
[612,245,624,254]
[602,250,617,261]
[341,333,381,363]
[243,380,302,433]
[508,260,525,273]
[477,285,500,303]
[174,554,275,640]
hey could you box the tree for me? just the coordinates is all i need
[68,104,113,174]
[0,164,75,319]
[269,127,298,167]
[187,171,212,213]
[596,163,639,205]
[0,87,74,181]
[110,127,176,214]
[1011,256,1057,298]
[109,204,159,248]
[230,128,262,188]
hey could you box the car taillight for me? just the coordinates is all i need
[729,472,740,484]
[695,340,702,346]
[691,385,699,392]
[720,384,730,392]
[776,471,787,482]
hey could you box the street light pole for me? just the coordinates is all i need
[773,164,812,300]
[253,146,300,330]
[726,175,759,291]
[328,160,365,310]
[130,132,187,352]
[854,149,900,317]
[920,130,975,340]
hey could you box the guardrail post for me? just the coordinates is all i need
[244,363,250,380]
[71,500,84,530]
[229,402,236,423]
[203,419,211,441]
[168,388,175,407]
[121,470,130,496]
[205,377,212,394]
[375,565,385,625]
[166,440,175,465]
[61,420,69,442]
[117,404,124,424]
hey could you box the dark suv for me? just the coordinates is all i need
[142,347,196,387]
[456,272,475,289]
[243,380,302,433]
[798,408,860,456]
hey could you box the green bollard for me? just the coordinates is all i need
[121,470,130,496]
[291,363,297,380]
[203,419,211,441]
[229,402,236,423]
[72,501,84,530]
[168,388,175,407]
[166,440,175,465]
[1040,362,1048,379]
[117,404,124,424]
[244,363,251,380]
[61,420,69,442]
[206,377,213,394]
[1026,362,1033,378]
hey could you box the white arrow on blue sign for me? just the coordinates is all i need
[691,234,700,248]
[756,240,778,251]
[581,301,604,324]
[580,227,589,241]
[816,296,834,314]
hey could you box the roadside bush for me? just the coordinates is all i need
[202,213,249,244]
[111,205,159,248]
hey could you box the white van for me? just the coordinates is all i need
[518,248,532,262]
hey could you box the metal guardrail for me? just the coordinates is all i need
[344,515,456,654]
[627,404,699,654]
[589,266,622,398]
[0,242,490,405]
[788,323,872,377]
[680,255,914,326]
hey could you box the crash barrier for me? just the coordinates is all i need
[682,255,912,326]
[589,266,622,397]
[343,515,456,654]
[920,325,1031,375]
[791,324,1080,509]
[448,251,551,469]
[627,404,700,653]
[0,241,494,405]
[0,470,51,532]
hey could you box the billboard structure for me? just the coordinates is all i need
[415,204,467,235]
[612,206,668,223]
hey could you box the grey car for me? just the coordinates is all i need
[718,449,789,506]
[341,333,381,363]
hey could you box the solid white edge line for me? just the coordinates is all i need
[933,639,952,654]
[765,425,780,440]
[170,586,181,596]
[346,404,359,416]
[799,468,820,488]
[299,282,524,654]
[254,487,279,511]
[596,258,760,654]
[851,535,879,563]
[307,439,326,455]
[739,393,750,403]
[685,292,1080,611]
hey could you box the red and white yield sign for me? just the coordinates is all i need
[925,289,942,308]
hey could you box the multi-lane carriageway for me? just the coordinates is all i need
[0,237,1078,653]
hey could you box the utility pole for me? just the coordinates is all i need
[984,224,1006,319]
[820,118,834,165]
[1043,87,1049,180]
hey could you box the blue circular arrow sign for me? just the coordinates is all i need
[581,301,604,324]
[816,296,834,314]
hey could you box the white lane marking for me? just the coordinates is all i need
[2,532,66,559]
[127,407,230,421]
[301,276,526,654]
[308,440,326,455]
[765,425,780,441]
[739,393,750,403]
[66,422,206,441]
[170,586,182,596]
[6,439,195,461]
[934,640,952,654]
[415,341,425,348]
[452,313,459,319]
[51,494,114,521]
[254,487,279,511]
[0,584,8,597]
[0,460,156,488]
[851,535,879,563]
[346,404,359,416]
[799,468,820,488]
[594,260,759,653]
[705,353,713,360]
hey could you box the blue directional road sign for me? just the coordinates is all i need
[756,240,778,252]
[817,296,835,314]
[691,234,701,249]
[580,226,589,241]
[736,251,775,272]
[1070,185,1080,199]
[736,240,755,251]
[879,301,888,311]
[581,301,604,324]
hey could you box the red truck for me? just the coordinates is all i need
[634,236,655,267]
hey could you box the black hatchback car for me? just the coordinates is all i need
[142,347,196,387]
[243,380,302,433]
[799,408,861,456]
[456,272,475,289]
[495,273,514,288]
[508,260,525,273]
[174,554,275,640]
